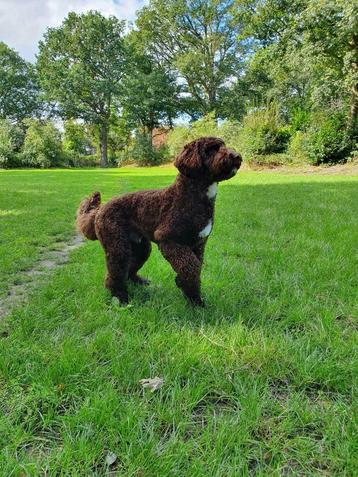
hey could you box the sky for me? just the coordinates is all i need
[0,0,148,62]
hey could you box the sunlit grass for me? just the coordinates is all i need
[0,167,357,475]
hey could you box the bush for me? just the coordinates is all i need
[65,153,99,168]
[290,108,310,133]
[288,131,309,163]
[218,119,242,151]
[21,120,64,168]
[239,107,291,163]
[167,110,294,166]
[305,112,352,165]
[0,120,24,168]
[167,112,218,157]
[248,153,293,167]
[119,131,170,166]
[166,125,192,157]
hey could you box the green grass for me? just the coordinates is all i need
[0,167,357,476]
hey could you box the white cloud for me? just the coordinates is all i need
[0,0,147,62]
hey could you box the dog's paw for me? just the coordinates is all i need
[189,296,205,307]
[112,290,129,304]
[111,297,134,309]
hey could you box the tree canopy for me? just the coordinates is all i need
[0,42,41,122]
[135,0,248,118]
[0,1,357,168]
[122,51,180,133]
[37,10,127,166]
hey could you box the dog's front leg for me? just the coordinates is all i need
[158,242,204,306]
[192,241,206,270]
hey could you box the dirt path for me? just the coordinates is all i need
[0,234,84,319]
[247,161,358,175]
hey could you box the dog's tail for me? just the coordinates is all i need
[76,191,101,240]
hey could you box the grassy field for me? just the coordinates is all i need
[0,167,357,476]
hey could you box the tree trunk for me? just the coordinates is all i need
[207,86,218,123]
[99,123,108,168]
[348,83,358,130]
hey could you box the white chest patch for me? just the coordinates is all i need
[207,182,218,200]
[199,219,213,238]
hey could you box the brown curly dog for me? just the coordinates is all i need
[77,137,242,305]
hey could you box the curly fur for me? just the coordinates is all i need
[77,137,242,305]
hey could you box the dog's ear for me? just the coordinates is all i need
[201,137,225,161]
[174,137,224,178]
[174,141,203,178]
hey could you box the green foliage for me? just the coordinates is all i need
[122,50,179,132]
[66,154,99,168]
[167,109,294,165]
[189,112,218,138]
[107,115,132,164]
[218,119,243,151]
[0,42,41,121]
[135,0,247,118]
[167,112,218,157]
[63,120,93,157]
[21,120,64,168]
[304,112,353,165]
[62,120,100,167]
[37,11,127,166]
[239,107,291,161]
[290,108,311,133]
[119,131,170,166]
[288,131,309,163]
[167,126,192,158]
[1,1,357,168]
[0,120,24,168]
[167,106,354,167]
[241,0,358,136]
[37,11,126,125]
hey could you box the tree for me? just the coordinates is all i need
[107,114,132,162]
[0,119,24,168]
[135,0,248,118]
[37,11,127,167]
[302,0,358,130]
[121,51,180,139]
[240,0,358,132]
[0,42,41,122]
[63,120,94,157]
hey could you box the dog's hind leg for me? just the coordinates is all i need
[129,237,152,285]
[159,242,203,306]
[97,227,131,304]
[104,245,131,303]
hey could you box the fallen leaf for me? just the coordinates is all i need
[139,376,164,392]
[105,451,117,466]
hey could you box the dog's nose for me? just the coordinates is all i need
[228,149,240,159]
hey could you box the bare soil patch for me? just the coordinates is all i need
[0,234,84,318]
[247,160,358,175]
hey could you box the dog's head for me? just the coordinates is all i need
[174,137,242,182]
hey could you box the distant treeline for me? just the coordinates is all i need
[0,1,357,168]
